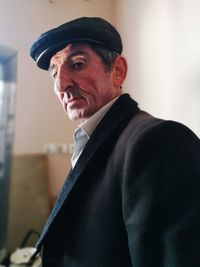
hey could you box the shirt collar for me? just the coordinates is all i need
[79,95,120,137]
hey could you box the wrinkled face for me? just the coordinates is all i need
[49,44,122,121]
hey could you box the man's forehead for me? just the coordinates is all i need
[50,43,92,64]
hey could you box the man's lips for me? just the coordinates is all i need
[64,97,85,109]
[67,97,82,103]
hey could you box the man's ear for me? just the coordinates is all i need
[112,56,127,87]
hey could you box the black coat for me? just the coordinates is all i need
[36,94,200,267]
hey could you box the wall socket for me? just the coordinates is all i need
[43,143,74,155]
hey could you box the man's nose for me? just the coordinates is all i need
[55,64,74,93]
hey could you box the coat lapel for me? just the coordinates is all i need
[35,94,139,252]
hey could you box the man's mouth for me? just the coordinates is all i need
[67,97,81,103]
[65,97,85,109]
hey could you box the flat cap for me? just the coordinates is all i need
[30,17,123,70]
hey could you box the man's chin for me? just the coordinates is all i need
[65,105,96,122]
[66,108,85,122]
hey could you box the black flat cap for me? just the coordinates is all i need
[30,17,123,70]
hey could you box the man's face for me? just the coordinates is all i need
[49,44,121,121]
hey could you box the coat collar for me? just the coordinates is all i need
[35,94,139,252]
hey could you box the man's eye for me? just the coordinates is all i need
[72,60,85,70]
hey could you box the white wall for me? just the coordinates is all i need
[0,0,115,154]
[115,0,200,137]
[1,0,199,155]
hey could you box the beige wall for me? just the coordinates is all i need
[1,0,199,154]
[115,0,200,137]
[7,155,48,251]
[0,0,115,155]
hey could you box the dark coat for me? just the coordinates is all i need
[36,94,200,267]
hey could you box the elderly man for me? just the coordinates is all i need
[30,17,200,267]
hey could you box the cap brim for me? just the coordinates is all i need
[36,38,104,70]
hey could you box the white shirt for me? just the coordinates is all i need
[71,96,119,168]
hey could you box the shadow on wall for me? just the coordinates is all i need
[6,155,49,252]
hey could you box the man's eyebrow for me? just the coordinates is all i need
[67,50,89,59]
[48,50,89,73]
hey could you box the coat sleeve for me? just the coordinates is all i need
[122,121,200,267]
